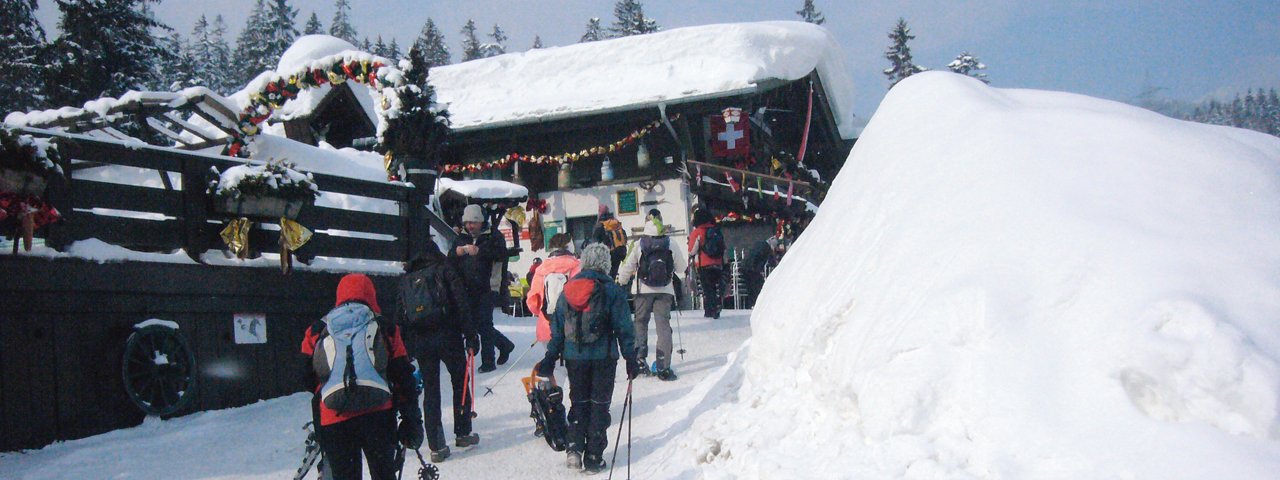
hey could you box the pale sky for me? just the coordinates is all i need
[34,0,1280,119]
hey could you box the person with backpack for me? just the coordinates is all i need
[450,204,516,373]
[589,204,629,277]
[537,244,643,474]
[300,273,421,480]
[687,206,726,319]
[397,241,480,463]
[741,236,781,309]
[525,233,581,345]
[616,218,687,380]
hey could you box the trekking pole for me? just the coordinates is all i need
[607,379,634,480]
[464,351,478,418]
[396,446,407,480]
[411,448,441,480]
[673,307,686,360]
[482,340,537,396]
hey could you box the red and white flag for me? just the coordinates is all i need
[710,112,750,158]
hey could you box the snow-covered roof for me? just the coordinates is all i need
[227,35,383,124]
[435,178,528,201]
[429,21,856,138]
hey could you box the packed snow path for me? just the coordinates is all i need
[0,309,752,479]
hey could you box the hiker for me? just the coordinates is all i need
[645,208,664,234]
[300,273,421,480]
[538,244,642,473]
[741,236,780,309]
[525,258,542,292]
[397,241,480,463]
[616,218,686,380]
[526,233,581,345]
[687,207,726,319]
[449,204,516,373]
[589,204,628,277]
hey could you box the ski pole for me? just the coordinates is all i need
[396,446,407,480]
[412,448,441,480]
[673,305,686,360]
[483,340,537,396]
[607,379,634,480]
[463,351,478,418]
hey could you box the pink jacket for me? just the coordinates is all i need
[525,251,582,342]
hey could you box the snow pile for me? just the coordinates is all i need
[436,177,529,200]
[429,21,856,137]
[666,72,1280,478]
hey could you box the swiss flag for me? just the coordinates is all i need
[710,114,750,158]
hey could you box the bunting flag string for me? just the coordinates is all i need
[439,114,680,174]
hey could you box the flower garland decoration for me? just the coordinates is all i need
[226,54,402,158]
[0,128,64,253]
[440,114,681,174]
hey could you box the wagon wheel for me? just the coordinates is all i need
[122,325,197,416]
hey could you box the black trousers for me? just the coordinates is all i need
[407,329,473,451]
[469,292,512,367]
[744,271,765,309]
[698,266,723,317]
[565,358,618,457]
[316,408,398,480]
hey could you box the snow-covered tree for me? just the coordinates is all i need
[413,18,450,66]
[796,0,825,25]
[883,18,926,89]
[303,12,322,35]
[0,0,49,113]
[233,0,273,85]
[609,0,659,38]
[460,19,484,61]
[374,35,387,57]
[484,24,507,57]
[580,17,604,43]
[360,36,371,52]
[205,15,234,93]
[379,44,450,178]
[262,0,299,65]
[947,51,988,84]
[531,35,544,49]
[157,31,198,91]
[328,0,357,44]
[45,0,171,106]
[387,38,401,61]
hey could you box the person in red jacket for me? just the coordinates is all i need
[301,273,422,480]
[687,207,724,319]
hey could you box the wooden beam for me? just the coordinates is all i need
[162,112,220,144]
[687,159,812,189]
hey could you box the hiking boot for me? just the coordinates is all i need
[478,363,497,373]
[582,453,607,473]
[656,368,678,381]
[637,362,652,377]
[496,338,515,365]
[566,451,583,469]
[429,446,450,463]
[455,433,480,447]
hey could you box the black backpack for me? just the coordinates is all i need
[398,266,449,327]
[703,225,726,257]
[564,279,610,344]
[638,236,674,288]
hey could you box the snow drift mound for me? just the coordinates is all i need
[668,72,1280,478]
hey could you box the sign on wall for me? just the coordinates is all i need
[616,189,638,216]
[233,313,268,344]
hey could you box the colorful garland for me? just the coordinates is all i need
[440,114,681,174]
[227,55,401,157]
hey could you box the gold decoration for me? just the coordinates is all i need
[220,217,252,259]
[504,206,526,226]
[278,217,313,274]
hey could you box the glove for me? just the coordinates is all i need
[465,334,480,355]
[537,353,558,378]
[396,403,424,449]
[625,356,641,380]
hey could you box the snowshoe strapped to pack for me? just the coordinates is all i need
[522,370,569,452]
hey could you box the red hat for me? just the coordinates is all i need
[335,273,381,314]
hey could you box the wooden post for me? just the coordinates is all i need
[180,156,211,263]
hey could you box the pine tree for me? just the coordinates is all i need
[796,0,825,25]
[387,38,401,60]
[883,18,925,89]
[0,0,49,113]
[329,0,358,44]
[532,35,544,49]
[580,17,604,43]
[380,44,450,177]
[485,24,507,57]
[206,15,234,93]
[263,0,299,65]
[360,36,371,52]
[609,0,659,38]
[46,0,171,106]
[946,51,988,84]
[158,31,198,92]
[413,18,450,67]
[303,12,323,35]
[460,19,484,61]
[374,35,387,57]
[233,0,274,84]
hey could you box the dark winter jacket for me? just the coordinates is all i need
[742,240,777,275]
[546,269,635,361]
[398,253,477,337]
[448,229,506,295]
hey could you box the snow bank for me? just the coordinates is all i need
[436,177,529,200]
[430,21,856,138]
[667,72,1280,478]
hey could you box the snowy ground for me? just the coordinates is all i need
[0,309,751,480]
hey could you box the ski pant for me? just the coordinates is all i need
[633,293,674,370]
[698,266,723,317]
[469,292,513,368]
[744,271,765,309]
[406,328,472,452]
[315,408,398,480]
[565,358,618,458]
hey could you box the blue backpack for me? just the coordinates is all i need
[703,226,726,258]
[312,303,392,413]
